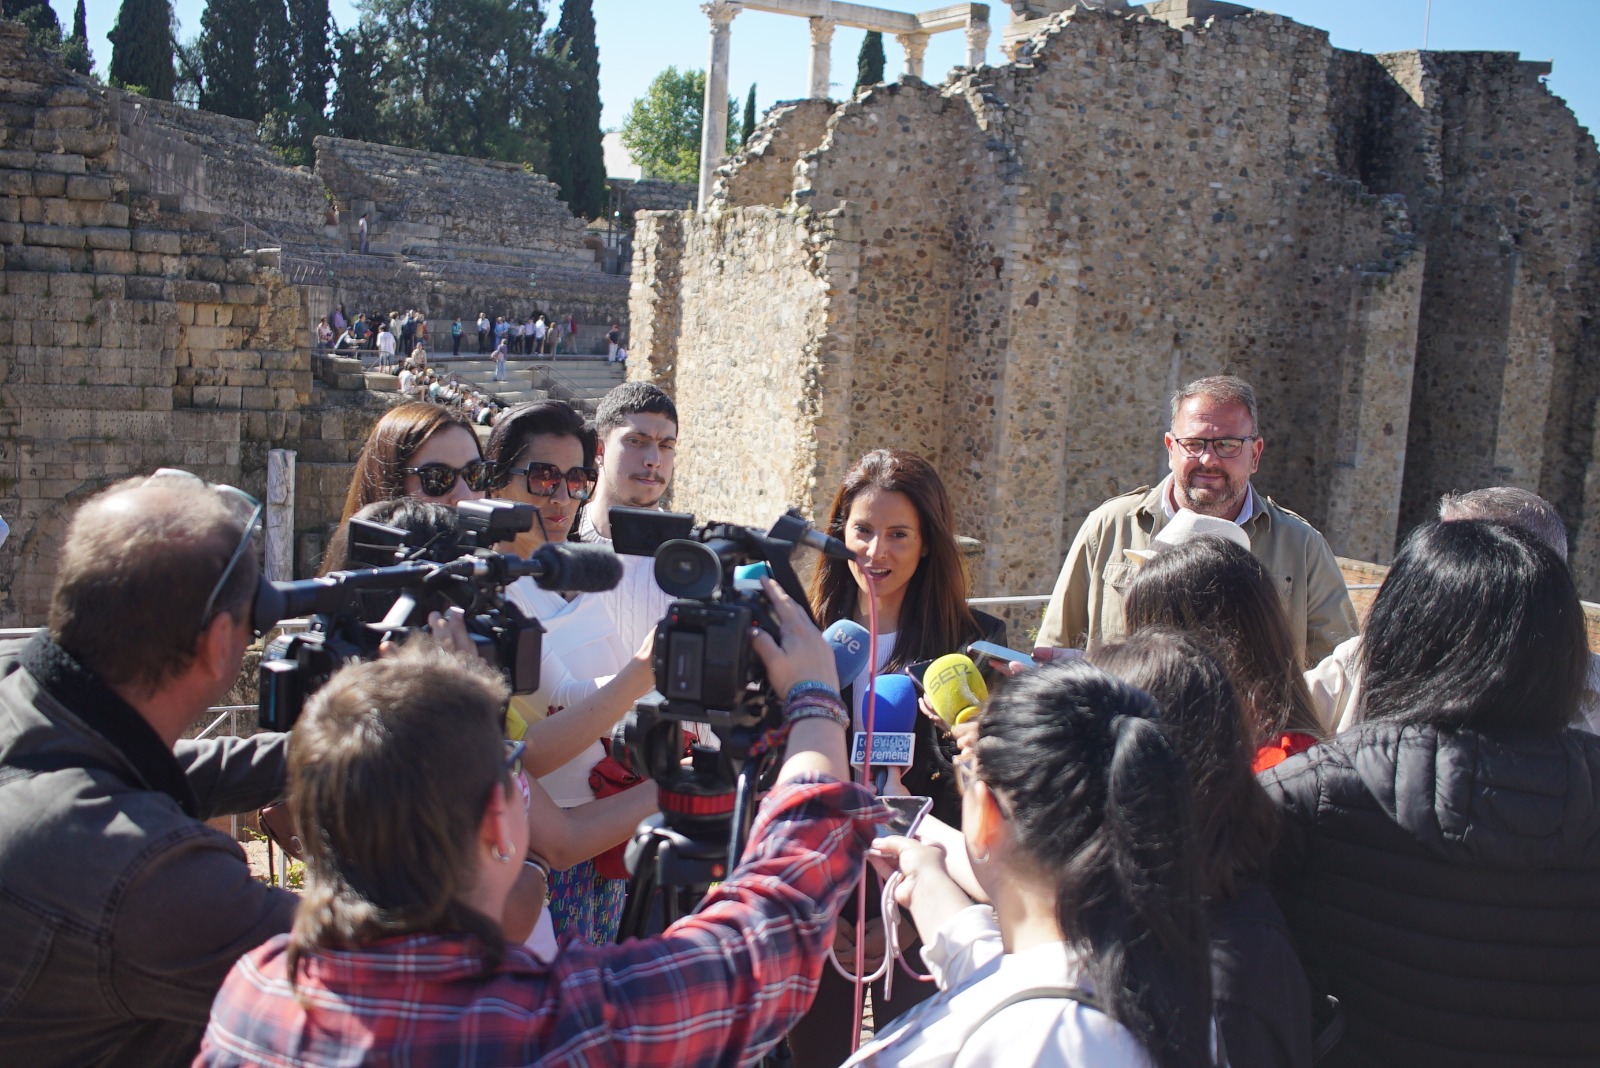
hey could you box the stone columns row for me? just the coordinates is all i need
[696,2,991,208]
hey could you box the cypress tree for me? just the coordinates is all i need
[329,24,382,140]
[741,82,756,145]
[286,0,333,158]
[62,0,93,75]
[855,30,885,90]
[552,0,605,219]
[197,0,263,119]
[108,0,177,100]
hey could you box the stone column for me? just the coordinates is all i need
[698,0,742,210]
[965,17,990,69]
[897,32,929,80]
[266,448,296,582]
[808,17,836,100]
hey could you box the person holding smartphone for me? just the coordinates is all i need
[791,449,1006,1068]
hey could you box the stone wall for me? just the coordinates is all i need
[720,99,836,209]
[631,3,1600,602]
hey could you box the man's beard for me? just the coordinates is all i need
[1175,468,1246,518]
[615,477,666,508]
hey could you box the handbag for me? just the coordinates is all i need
[587,740,646,880]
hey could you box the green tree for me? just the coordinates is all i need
[351,0,553,165]
[281,0,333,162]
[2,0,59,50]
[855,30,884,90]
[197,0,263,118]
[549,0,605,219]
[620,67,736,184]
[329,23,381,139]
[109,0,176,99]
[741,82,756,145]
[62,0,93,76]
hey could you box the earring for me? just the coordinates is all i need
[491,843,513,864]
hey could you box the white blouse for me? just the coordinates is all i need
[843,905,1154,1068]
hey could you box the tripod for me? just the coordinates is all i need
[615,760,794,1067]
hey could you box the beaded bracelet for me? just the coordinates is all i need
[786,679,841,704]
[785,690,850,733]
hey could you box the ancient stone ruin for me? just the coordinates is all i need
[629,1,1600,602]
[0,21,628,623]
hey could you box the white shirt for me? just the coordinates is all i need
[845,906,1153,1068]
[396,369,414,394]
[505,578,629,807]
[575,508,675,653]
[848,630,899,732]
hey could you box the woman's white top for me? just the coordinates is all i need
[505,577,629,808]
[844,905,1154,1068]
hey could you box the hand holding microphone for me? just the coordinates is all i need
[924,653,989,727]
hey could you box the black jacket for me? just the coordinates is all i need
[1260,722,1600,1067]
[0,636,296,1067]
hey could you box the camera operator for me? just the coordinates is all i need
[198,580,883,1067]
[0,473,296,1067]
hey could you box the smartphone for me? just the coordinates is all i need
[878,794,934,839]
[903,659,936,695]
[966,640,1038,671]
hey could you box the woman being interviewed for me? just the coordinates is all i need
[851,660,1216,1068]
[791,448,1003,1068]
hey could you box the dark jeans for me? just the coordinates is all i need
[478,330,488,353]
[452,334,461,355]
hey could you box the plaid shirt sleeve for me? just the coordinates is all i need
[536,774,882,1067]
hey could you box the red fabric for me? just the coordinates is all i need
[587,743,646,880]
[197,776,883,1068]
[1253,730,1321,774]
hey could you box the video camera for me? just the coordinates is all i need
[612,507,852,833]
[253,499,621,732]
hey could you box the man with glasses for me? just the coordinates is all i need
[0,472,298,1067]
[1037,374,1357,666]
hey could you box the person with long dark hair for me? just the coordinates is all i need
[1122,536,1325,771]
[1094,628,1312,1067]
[791,449,1003,1067]
[850,660,1216,1068]
[322,401,492,574]
[1263,519,1600,1065]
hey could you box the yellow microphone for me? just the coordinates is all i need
[924,653,989,726]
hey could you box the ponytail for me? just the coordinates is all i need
[976,661,1214,1068]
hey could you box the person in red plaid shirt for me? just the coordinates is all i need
[197,579,881,1068]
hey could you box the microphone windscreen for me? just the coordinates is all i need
[530,542,624,592]
[925,653,989,727]
[733,561,773,583]
[822,619,872,686]
[864,673,920,733]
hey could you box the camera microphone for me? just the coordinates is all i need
[474,542,623,593]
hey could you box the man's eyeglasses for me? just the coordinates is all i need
[403,461,495,498]
[146,469,263,630]
[506,463,597,501]
[1171,435,1258,459]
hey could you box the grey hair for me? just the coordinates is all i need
[1169,375,1258,433]
[1438,487,1568,562]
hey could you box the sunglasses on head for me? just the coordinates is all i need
[506,462,597,501]
[403,460,495,498]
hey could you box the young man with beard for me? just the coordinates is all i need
[1036,374,1356,667]
[576,382,678,651]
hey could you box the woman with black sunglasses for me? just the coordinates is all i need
[322,402,493,575]
[483,401,655,947]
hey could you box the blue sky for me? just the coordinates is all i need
[78,0,1598,137]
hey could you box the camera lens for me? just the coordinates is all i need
[654,540,722,600]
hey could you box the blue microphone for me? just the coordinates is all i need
[852,672,918,770]
[823,618,871,688]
